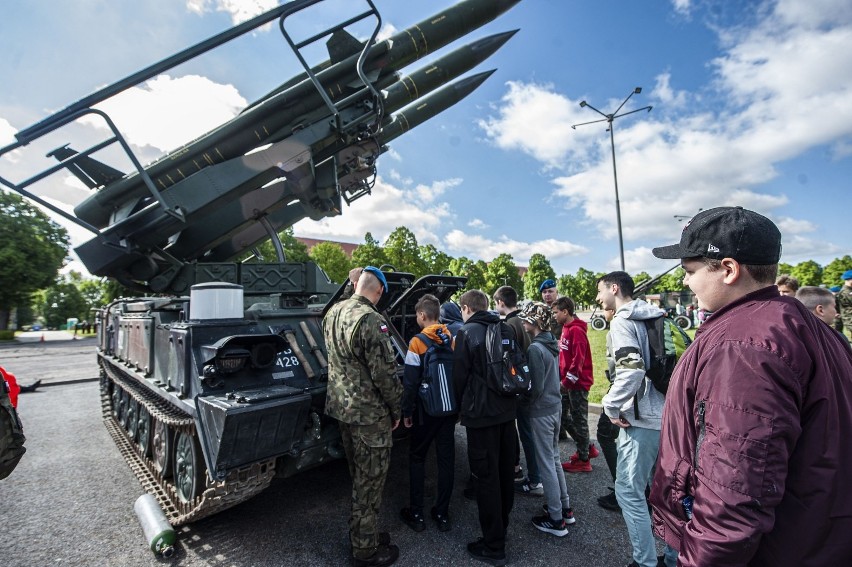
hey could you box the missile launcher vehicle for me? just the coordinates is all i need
[0,0,520,523]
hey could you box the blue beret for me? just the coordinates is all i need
[539,279,557,293]
[362,266,388,292]
[842,270,852,281]
[830,286,841,292]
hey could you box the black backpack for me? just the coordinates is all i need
[1,380,26,480]
[644,315,692,395]
[416,330,458,416]
[485,321,532,397]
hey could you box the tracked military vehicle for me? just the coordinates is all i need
[0,0,519,523]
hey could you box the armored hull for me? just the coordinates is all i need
[95,266,465,524]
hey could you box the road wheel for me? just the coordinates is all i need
[590,316,608,331]
[152,419,173,478]
[136,406,151,458]
[116,390,128,428]
[674,315,692,330]
[126,398,138,441]
[110,384,121,420]
[174,431,206,503]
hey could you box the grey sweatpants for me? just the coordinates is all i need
[529,411,570,520]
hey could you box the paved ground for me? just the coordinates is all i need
[0,335,641,566]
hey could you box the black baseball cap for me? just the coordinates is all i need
[652,206,781,265]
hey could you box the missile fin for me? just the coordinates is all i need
[327,30,365,64]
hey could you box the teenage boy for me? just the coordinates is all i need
[650,207,852,565]
[552,296,597,473]
[494,285,540,495]
[598,271,670,567]
[453,290,518,566]
[517,302,574,537]
[400,294,456,533]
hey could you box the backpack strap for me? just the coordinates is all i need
[414,333,433,385]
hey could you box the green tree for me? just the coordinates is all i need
[656,268,686,293]
[352,232,388,269]
[309,242,352,283]
[448,256,487,293]
[777,262,795,277]
[484,253,523,299]
[384,226,426,276]
[0,192,69,330]
[791,260,823,287]
[574,268,602,309]
[78,278,109,313]
[632,271,652,289]
[557,273,579,303]
[238,227,309,263]
[523,253,556,300]
[43,280,88,329]
[419,244,453,275]
[822,255,852,287]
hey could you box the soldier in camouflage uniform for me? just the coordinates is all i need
[323,266,402,567]
[839,270,852,337]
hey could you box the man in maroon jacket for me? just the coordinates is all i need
[650,206,852,566]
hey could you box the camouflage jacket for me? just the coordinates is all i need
[323,294,401,425]
[838,285,852,328]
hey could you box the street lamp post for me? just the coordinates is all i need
[572,87,652,271]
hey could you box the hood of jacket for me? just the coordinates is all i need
[420,323,451,345]
[617,298,665,321]
[439,302,463,326]
[563,317,588,334]
[532,331,559,356]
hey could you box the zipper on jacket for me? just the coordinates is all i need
[694,400,706,467]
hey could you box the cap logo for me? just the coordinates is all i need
[707,243,720,253]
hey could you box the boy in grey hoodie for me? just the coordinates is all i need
[517,302,573,537]
[597,271,670,567]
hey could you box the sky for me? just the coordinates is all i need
[1,0,850,280]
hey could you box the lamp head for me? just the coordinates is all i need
[634,87,642,94]
[579,100,587,107]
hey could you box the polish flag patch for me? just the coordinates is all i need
[379,324,389,333]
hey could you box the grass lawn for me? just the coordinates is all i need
[587,325,697,404]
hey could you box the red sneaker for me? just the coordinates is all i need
[588,444,600,459]
[561,458,592,473]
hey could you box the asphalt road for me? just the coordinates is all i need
[0,338,637,566]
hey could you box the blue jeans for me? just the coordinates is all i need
[615,425,660,567]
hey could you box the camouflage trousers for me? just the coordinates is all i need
[339,417,393,559]
[561,389,591,460]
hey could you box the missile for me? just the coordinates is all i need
[195,70,496,266]
[72,27,516,282]
[74,68,497,284]
[72,0,522,229]
[160,31,517,258]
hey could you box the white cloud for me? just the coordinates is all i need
[652,72,689,109]
[83,74,247,153]
[478,81,592,169]
[186,0,277,25]
[292,175,452,244]
[443,229,587,266]
[468,218,489,229]
[670,0,692,15]
[0,117,15,146]
[412,177,462,204]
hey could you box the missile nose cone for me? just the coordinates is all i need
[452,69,497,99]
[470,29,519,56]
